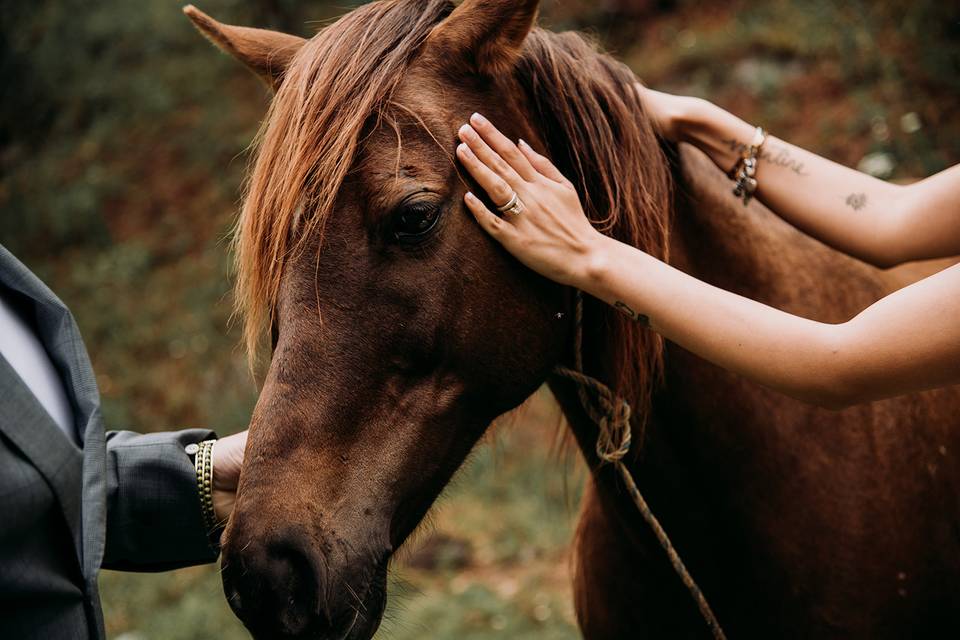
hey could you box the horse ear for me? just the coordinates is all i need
[424,0,539,78]
[183,5,306,91]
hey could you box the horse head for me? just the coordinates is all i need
[186,1,670,637]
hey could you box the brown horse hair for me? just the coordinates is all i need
[515,29,672,435]
[234,0,672,434]
[234,0,454,364]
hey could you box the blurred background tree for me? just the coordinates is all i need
[1,1,958,638]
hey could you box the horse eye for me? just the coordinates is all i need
[392,201,441,240]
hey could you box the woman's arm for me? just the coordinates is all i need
[455,113,960,409]
[585,235,960,408]
[639,87,960,268]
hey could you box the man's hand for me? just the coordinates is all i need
[211,430,248,524]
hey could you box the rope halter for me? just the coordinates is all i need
[550,290,727,640]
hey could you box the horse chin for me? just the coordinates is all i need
[236,558,389,640]
[338,562,388,640]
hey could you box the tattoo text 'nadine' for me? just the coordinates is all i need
[723,138,809,176]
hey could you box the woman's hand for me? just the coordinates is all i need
[633,83,707,143]
[211,430,247,523]
[456,112,609,288]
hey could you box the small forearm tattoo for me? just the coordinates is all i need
[845,192,867,211]
[614,301,651,327]
[722,138,809,176]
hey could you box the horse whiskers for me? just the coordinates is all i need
[317,548,337,625]
[222,539,254,578]
[341,579,367,612]
[340,610,361,640]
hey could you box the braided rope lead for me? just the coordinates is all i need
[552,291,727,640]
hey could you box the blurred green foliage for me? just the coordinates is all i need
[1,0,958,638]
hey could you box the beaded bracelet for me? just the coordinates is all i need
[193,439,219,537]
[728,126,766,205]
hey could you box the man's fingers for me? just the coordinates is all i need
[468,112,538,181]
[457,143,518,207]
[464,191,512,239]
[517,140,569,184]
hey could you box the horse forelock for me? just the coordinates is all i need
[234,0,454,366]
[235,1,672,426]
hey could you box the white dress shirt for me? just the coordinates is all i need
[0,291,77,443]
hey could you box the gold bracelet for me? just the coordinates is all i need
[193,439,219,535]
[728,126,766,205]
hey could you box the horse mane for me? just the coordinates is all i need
[235,0,672,427]
[515,29,672,437]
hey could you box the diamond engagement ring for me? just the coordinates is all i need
[496,192,525,216]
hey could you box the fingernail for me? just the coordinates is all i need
[465,191,476,202]
[518,138,528,148]
[457,142,467,154]
[471,112,488,126]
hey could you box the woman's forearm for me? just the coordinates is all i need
[677,100,909,267]
[580,235,960,408]
[640,87,960,266]
[583,234,848,406]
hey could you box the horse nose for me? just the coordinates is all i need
[222,532,344,638]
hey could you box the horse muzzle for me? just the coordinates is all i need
[221,524,390,640]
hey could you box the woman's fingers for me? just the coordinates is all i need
[464,191,513,240]
[458,124,523,188]
[457,143,517,207]
[517,140,569,184]
[467,112,539,181]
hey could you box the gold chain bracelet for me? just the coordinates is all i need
[193,439,219,535]
[728,126,766,205]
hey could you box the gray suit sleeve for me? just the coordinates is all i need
[101,428,220,571]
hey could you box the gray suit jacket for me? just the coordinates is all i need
[0,244,219,639]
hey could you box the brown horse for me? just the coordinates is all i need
[186,1,960,638]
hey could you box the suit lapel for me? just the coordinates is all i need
[0,355,84,564]
[0,244,107,582]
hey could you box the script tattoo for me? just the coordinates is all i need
[845,192,867,211]
[614,301,651,327]
[722,138,809,176]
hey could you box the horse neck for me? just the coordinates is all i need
[636,142,887,481]
[553,138,880,486]
[666,142,885,324]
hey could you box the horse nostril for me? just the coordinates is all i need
[221,525,391,639]
[222,534,323,638]
[270,547,318,628]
